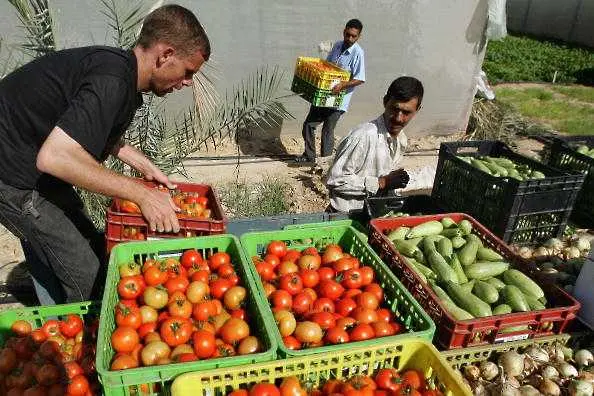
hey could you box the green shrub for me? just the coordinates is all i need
[484,35,594,84]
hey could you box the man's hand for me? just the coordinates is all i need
[144,165,177,189]
[379,169,409,190]
[331,82,344,94]
[138,188,181,233]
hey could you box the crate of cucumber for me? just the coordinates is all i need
[431,140,584,245]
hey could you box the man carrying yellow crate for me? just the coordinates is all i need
[296,19,366,165]
[325,77,424,213]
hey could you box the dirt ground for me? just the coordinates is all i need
[0,129,544,309]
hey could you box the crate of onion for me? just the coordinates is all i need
[105,180,228,253]
[96,235,278,396]
[239,224,436,358]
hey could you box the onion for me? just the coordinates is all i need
[479,361,499,381]
[559,362,579,378]
[534,246,551,258]
[578,371,594,385]
[575,349,594,367]
[544,238,564,250]
[541,365,560,380]
[526,345,550,364]
[539,378,561,395]
[519,246,534,259]
[548,344,566,363]
[500,351,526,377]
[569,379,593,396]
[464,364,481,382]
[563,246,582,260]
[473,382,488,396]
[563,345,575,361]
[518,384,541,396]
[572,237,591,252]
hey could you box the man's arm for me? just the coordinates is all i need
[331,79,364,94]
[111,140,176,188]
[37,127,180,233]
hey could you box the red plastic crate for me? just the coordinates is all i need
[105,180,227,253]
[368,213,581,350]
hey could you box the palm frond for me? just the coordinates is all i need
[8,0,56,57]
[99,0,146,50]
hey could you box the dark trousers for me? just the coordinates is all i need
[0,179,105,304]
[302,106,344,160]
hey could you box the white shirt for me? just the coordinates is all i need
[326,115,407,212]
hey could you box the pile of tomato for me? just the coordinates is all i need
[119,186,212,220]
[0,314,99,396]
[110,249,263,371]
[226,368,441,396]
[253,241,404,350]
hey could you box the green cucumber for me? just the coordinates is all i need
[441,217,457,229]
[446,281,493,318]
[458,219,472,236]
[477,247,504,262]
[450,254,468,284]
[429,281,454,304]
[486,277,506,291]
[464,261,510,280]
[437,237,453,259]
[524,294,546,310]
[407,261,427,283]
[406,221,444,238]
[387,227,410,241]
[427,250,458,284]
[471,158,492,175]
[412,261,437,280]
[458,239,479,266]
[493,304,512,315]
[502,269,545,299]
[393,239,421,257]
[451,236,466,249]
[441,228,462,238]
[441,299,474,320]
[460,280,476,294]
[503,285,530,312]
[473,280,499,304]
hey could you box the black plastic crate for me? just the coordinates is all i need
[431,140,585,245]
[226,212,349,236]
[363,194,443,220]
[543,136,594,228]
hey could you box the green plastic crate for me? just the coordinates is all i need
[0,301,98,347]
[283,219,368,240]
[291,75,345,108]
[240,225,436,358]
[97,235,278,396]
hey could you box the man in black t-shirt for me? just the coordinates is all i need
[0,5,211,304]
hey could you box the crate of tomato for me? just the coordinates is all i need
[368,213,581,350]
[171,339,470,396]
[105,180,227,253]
[240,224,435,358]
[96,235,277,396]
[431,140,584,245]
[0,301,101,395]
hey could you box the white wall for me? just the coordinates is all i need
[0,0,489,137]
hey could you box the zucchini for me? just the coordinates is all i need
[460,280,476,294]
[458,219,472,236]
[502,269,545,299]
[387,227,409,241]
[440,217,457,229]
[437,237,453,259]
[477,247,504,262]
[429,281,454,304]
[467,234,483,247]
[483,160,508,176]
[411,260,437,280]
[406,221,444,239]
[408,237,423,247]
[502,285,530,312]
[422,236,438,255]
[441,228,462,238]
[471,158,492,175]
[486,277,506,291]
[441,299,474,320]
[489,157,515,168]
[450,254,468,284]
[473,280,499,304]
[458,239,479,266]
[446,281,493,318]
[393,239,420,257]
[413,249,426,265]
[524,294,546,310]
[451,236,466,249]
[407,261,427,283]
[493,304,512,315]
[427,250,459,284]
[464,261,510,280]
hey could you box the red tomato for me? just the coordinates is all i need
[283,335,302,350]
[342,268,363,289]
[264,254,280,268]
[284,249,302,263]
[343,289,363,299]
[333,256,356,273]
[359,267,375,286]
[355,292,380,310]
[168,298,193,319]
[58,314,83,338]
[400,370,425,390]
[144,265,168,286]
[364,283,384,302]
[250,383,281,396]
[30,329,47,344]
[335,298,357,317]
[176,353,199,363]
[208,252,231,270]
[299,269,320,288]
[351,307,378,324]
[256,261,275,281]
[279,274,303,296]
[349,323,375,341]
[318,280,344,300]
[270,290,293,310]
[115,305,143,329]
[191,269,210,284]
[63,361,84,380]
[372,321,396,338]
[210,278,233,299]
[138,322,158,339]
[66,374,90,395]
[160,317,193,347]
[312,297,335,313]
[266,241,287,258]
[310,311,336,330]
[193,301,216,322]
[41,320,61,338]
[111,327,140,353]
[230,309,246,320]
[117,275,145,299]
[11,320,32,337]
[297,254,321,270]
[180,249,203,268]
[376,308,393,323]
[375,368,401,391]
[217,263,236,278]
[192,329,216,358]
[291,292,313,315]
[324,326,349,344]
[317,267,336,282]
[165,276,190,294]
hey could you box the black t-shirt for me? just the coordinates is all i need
[0,46,143,190]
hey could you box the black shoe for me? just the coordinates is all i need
[293,155,315,165]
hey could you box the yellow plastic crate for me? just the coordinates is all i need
[294,56,351,90]
[171,339,471,396]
